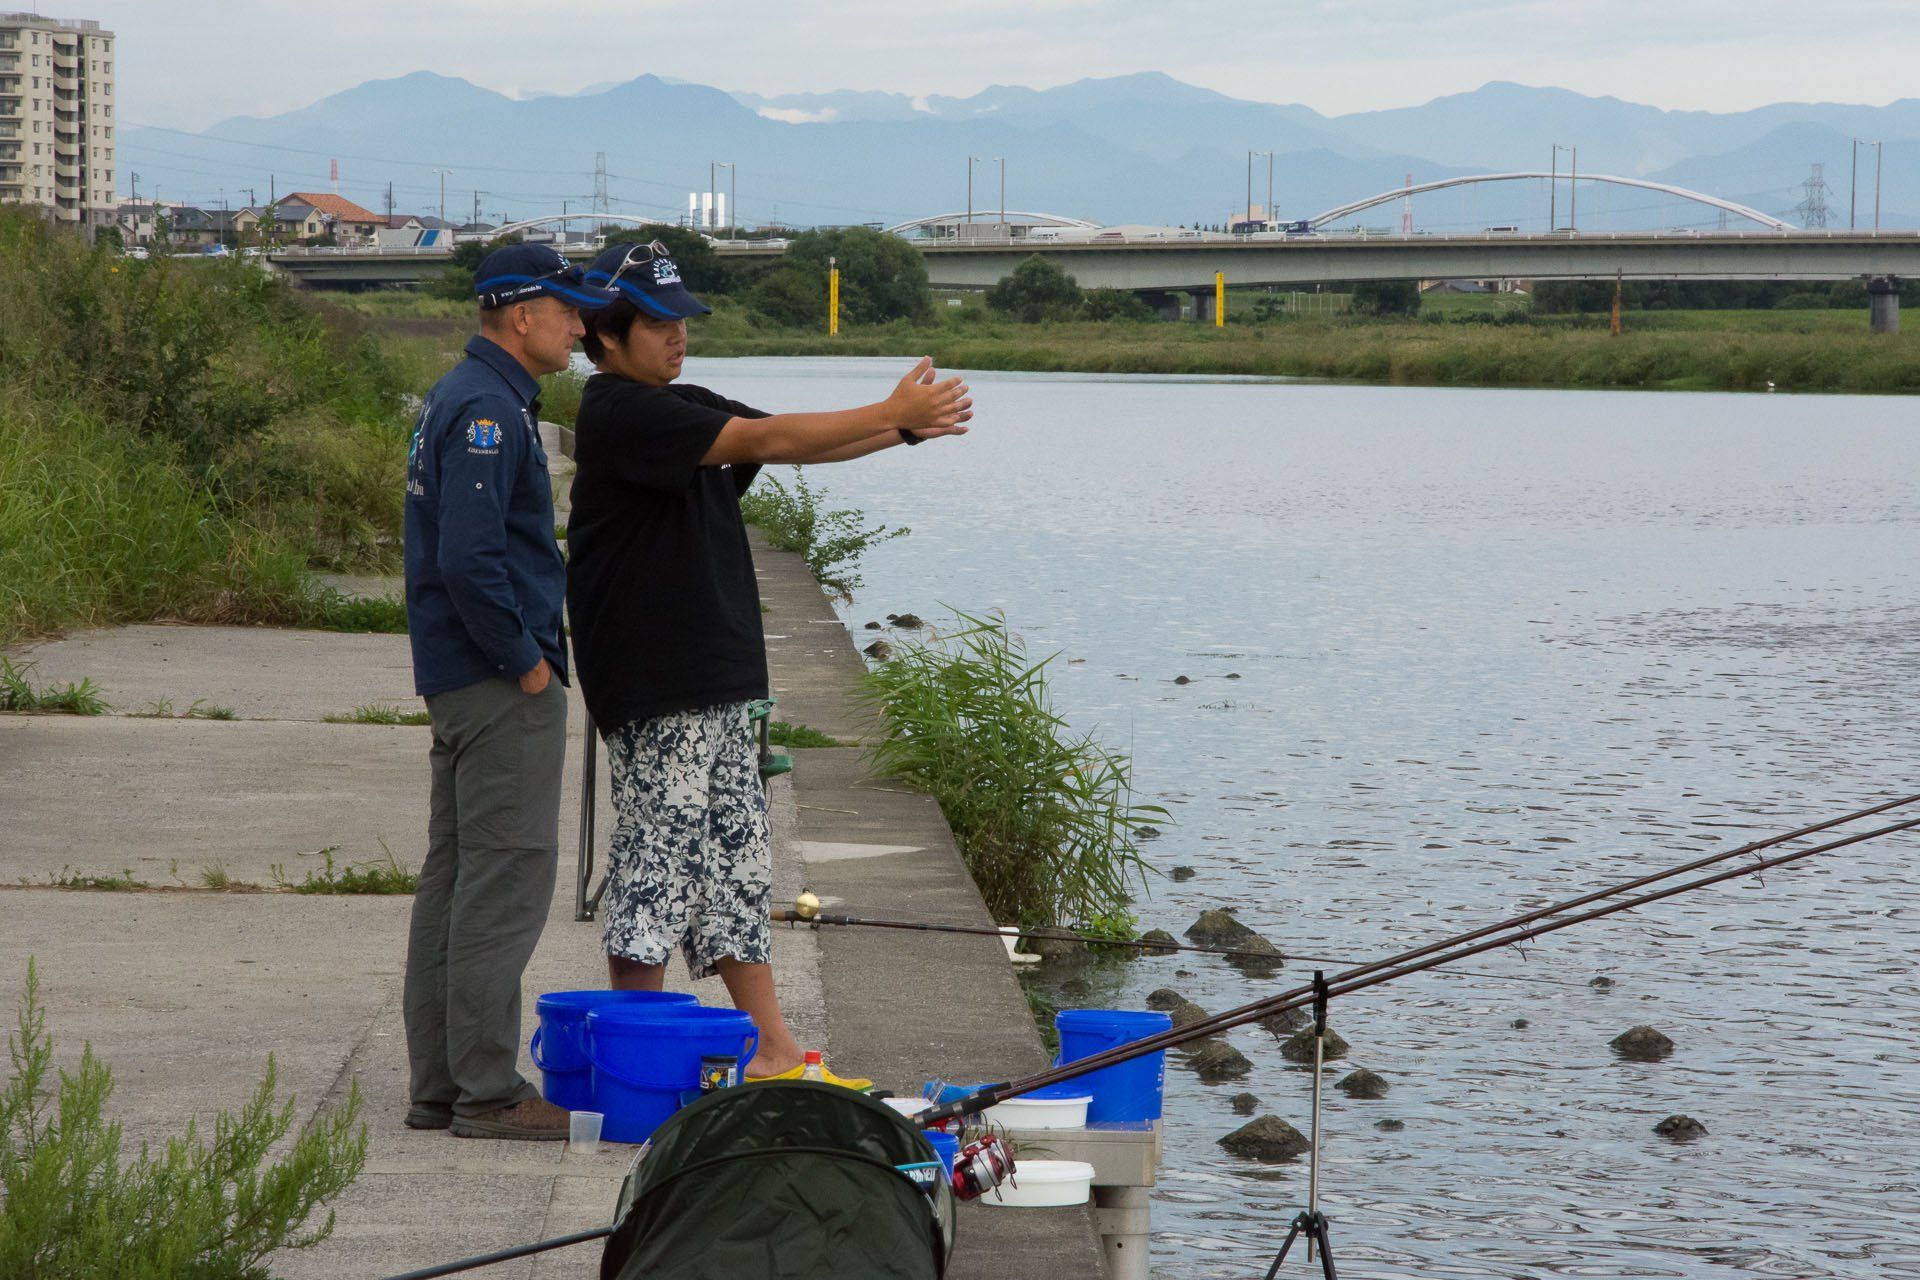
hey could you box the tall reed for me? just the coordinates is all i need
[861,610,1162,927]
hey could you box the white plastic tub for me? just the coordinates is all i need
[985,1092,1091,1130]
[881,1096,931,1119]
[982,1159,1095,1208]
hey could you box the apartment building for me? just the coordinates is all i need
[0,12,115,234]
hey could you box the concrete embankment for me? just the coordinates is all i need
[1,530,1103,1276]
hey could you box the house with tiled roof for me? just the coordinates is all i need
[272,191,385,245]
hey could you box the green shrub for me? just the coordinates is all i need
[0,961,368,1278]
[986,256,1085,323]
[1081,288,1154,322]
[0,208,412,644]
[752,227,933,328]
[738,468,907,597]
[861,610,1162,926]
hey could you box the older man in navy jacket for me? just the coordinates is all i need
[401,244,616,1140]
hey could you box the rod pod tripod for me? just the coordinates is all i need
[1265,970,1337,1280]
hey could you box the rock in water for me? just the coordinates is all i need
[1016,926,1085,959]
[1169,999,1212,1031]
[1173,675,1192,685]
[1589,975,1616,990]
[862,640,893,661]
[1374,1118,1405,1132]
[892,613,924,629]
[1139,929,1179,955]
[1136,824,1163,841]
[1335,1068,1389,1099]
[1145,987,1187,1011]
[1280,1026,1350,1063]
[1231,1092,1261,1116]
[1610,1025,1675,1062]
[1219,1116,1310,1161]
[1510,1018,1530,1029]
[1654,1114,1707,1141]
[1259,1007,1309,1036]
[1170,865,1197,882]
[1226,935,1283,976]
[1185,909,1260,948]
[1185,1039,1254,1083]
[1225,673,1241,680]
[863,620,882,630]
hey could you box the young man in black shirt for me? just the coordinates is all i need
[568,240,971,1087]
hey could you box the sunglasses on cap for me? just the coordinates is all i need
[606,240,672,286]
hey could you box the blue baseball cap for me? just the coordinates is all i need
[474,242,619,310]
[585,240,712,319]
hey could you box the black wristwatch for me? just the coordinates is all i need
[897,429,922,446]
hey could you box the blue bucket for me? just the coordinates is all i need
[925,1128,959,1173]
[1055,1008,1172,1123]
[531,990,698,1112]
[585,1005,759,1143]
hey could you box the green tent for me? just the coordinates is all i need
[600,1081,957,1280]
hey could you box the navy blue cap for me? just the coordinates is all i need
[584,241,712,319]
[474,243,619,310]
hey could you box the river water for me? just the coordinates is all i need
[695,356,1920,1278]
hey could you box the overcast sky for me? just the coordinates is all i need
[66,0,1920,130]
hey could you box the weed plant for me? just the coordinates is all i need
[739,468,907,597]
[861,610,1162,926]
[0,659,105,715]
[765,720,843,748]
[135,700,236,720]
[45,867,144,891]
[0,961,367,1278]
[324,703,430,726]
[275,848,419,895]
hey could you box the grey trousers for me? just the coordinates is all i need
[404,675,567,1118]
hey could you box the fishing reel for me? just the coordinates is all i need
[951,1133,1016,1201]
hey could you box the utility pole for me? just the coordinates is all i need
[1549,145,1557,231]
[1266,152,1275,233]
[472,191,481,230]
[1851,138,1859,228]
[966,156,978,226]
[384,180,394,220]
[993,157,1004,229]
[1570,145,1578,230]
[433,167,450,227]
[1876,140,1883,230]
[1245,150,1253,231]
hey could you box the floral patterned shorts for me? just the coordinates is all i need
[602,701,772,980]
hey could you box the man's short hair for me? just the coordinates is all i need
[580,297,642,364]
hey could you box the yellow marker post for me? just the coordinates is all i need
[829,258,840,337]
[1215,271,1226,327]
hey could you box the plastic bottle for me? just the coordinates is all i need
[801,1050,825,1081]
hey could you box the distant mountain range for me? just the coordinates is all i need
[122,73,1919,231]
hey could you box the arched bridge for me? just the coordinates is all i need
[1310,173,1794,232]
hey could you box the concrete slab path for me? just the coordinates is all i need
[1,532,1103,1279]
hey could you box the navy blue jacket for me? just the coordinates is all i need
[404,336,568,696]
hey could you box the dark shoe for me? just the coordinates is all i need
[404,1103,453,1131]
[450,1096,570,1141]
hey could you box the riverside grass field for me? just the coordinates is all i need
[348,289,1920,397]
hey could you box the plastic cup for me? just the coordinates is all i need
[568,1110,603,1153]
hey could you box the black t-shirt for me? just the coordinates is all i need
[566,375,768,731]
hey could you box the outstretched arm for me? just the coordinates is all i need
[699,357,971,467]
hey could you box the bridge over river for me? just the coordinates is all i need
[270,230,1920,328]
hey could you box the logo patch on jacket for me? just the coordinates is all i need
[466,418,502,451]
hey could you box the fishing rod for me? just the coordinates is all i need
[774,893,1373,967]
[920,793,1920,1125]
[774,895,1580,987]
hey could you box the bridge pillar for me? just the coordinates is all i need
[1190,290,1216,324]
[1868,275,1901,334]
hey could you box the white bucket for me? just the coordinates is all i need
[983,1159,1095,1208]
[985,1093,1091,1130]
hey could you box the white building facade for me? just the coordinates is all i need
[0,12,115,234]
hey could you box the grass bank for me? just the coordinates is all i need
[0,211,413,646]
[685,297,1920,394]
